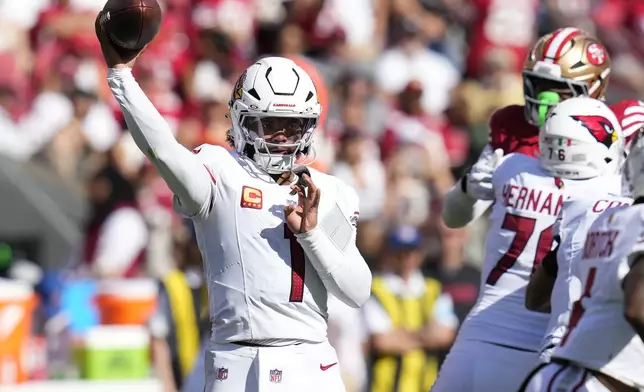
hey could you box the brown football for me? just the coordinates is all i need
[100,0,162,51]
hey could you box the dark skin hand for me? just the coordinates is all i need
[525,247,558,313]
[94,10,145,68]
[284,173,321,234]
[526,265,556,313]
[623,255,644,341]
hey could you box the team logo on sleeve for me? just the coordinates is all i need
[240,186,263,209]
[570,115,618,148]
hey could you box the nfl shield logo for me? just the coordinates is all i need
[215,367,228,381]
[269,369,282,384]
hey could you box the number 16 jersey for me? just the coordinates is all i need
[177,144,360,344]
[456,153,606,351]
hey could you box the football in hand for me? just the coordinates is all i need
[99,0,162,53]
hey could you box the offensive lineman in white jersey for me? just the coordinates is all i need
[95,16,372,392]
[525,192,631,363]
[431,97,624,392]
[525,105,636,366]
[521,130,644,392]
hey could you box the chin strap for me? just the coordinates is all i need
[289,168,311,196]
[294,144,318,172]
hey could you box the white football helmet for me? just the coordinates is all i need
[228,57,322,174]
[539,96,624,180]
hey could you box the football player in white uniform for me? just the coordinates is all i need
[521,130,644,392]
[525,106,635,367]
[430,97,624,392]
[525,190,631,363]
[95,16,372,392]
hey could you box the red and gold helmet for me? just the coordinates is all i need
[523,27,611,126]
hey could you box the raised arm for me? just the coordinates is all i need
[442,186,494,228]
[442,146,503,228]
[96,13,213,219]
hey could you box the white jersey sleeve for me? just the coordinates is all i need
[171,144,229,219]
[441,183,493,228]
[442,145,498,228]
[553,204,644,389]
[107,68,214,220]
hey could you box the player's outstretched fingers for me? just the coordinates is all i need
[284,203,296,218]
[95,10,144,67]
[291,184,306,207]
[491,148,505,167]
[301,174,319,205]
[309,188,321,212]
[95,11,127,67]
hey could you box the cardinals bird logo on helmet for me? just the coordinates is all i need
[230,70,247,106]
[571,115,618,148]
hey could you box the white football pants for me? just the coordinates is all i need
[522,362,611,392]
[203,340,346,392]
[430,339,538,392]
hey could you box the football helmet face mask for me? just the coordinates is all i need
[228,57,322,174]
[539,96,624,181]
[523,27,611,126]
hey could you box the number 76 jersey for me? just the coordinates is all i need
[456,153,607,351]
[179,144,360,344]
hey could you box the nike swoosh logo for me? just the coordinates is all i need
[320,362,338,371]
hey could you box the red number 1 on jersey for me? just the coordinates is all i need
[486,213,554,285]
[284,224,306,302]
[561,267,597,345]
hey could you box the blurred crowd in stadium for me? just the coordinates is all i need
[1,0,644,391]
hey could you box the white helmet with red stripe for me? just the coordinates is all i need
[539,97,624,180]
[523,28,611,126]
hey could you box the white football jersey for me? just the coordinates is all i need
[456,153,607,351]
[553,204,644,389]
[539,192,631,361]
[176,144,359,343]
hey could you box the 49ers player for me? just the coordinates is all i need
[432,97,625,392]
[443,27,644,228]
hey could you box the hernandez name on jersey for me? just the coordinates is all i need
[175,144,359,343]
[539,192,632,362]
[455,153,606,352]
[549,204,644,390]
